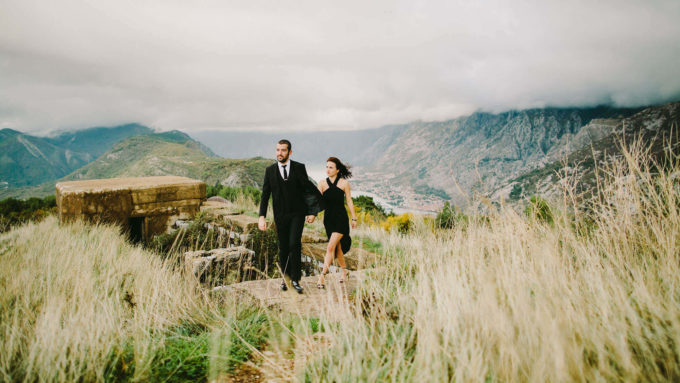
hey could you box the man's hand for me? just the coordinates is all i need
[258,216,267,231]
[306,215,315,223]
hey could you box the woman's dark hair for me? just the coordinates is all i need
[327,157,353,179]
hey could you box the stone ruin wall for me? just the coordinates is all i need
[56,176,206,241]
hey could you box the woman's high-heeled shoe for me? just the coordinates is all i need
[317,270,327,289]
[339,268,350,283]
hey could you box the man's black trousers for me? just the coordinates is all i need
[275,213,305,282]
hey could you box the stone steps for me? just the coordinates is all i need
[185,206,381,290]
[213,270,368,317]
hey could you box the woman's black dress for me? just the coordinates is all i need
[322,177,352,254]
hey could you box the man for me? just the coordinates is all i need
[258,139,320,294]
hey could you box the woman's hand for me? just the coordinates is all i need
[351,219,357,229]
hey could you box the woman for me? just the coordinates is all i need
[316,157,358,288]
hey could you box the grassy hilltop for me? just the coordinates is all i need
[1,138,680,381]
[0,131,271,200]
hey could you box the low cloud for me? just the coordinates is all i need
[1,0,679,134]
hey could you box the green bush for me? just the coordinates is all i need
[0,195,57,232]
[524,195,554,224]
[352,195,388,218]
[207,184,262,205]
[151,324,210,383]
[435,202,468,229]
[104,312,269,382]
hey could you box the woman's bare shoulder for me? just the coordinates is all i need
[318,179,328,190]
[338,178,351,189]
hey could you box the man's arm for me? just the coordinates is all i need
[299,164,316,223]
[258,167,271,230]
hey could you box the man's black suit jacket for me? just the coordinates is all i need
[259,160,324,221]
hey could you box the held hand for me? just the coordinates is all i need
[351,219,357,229]
[258,216,267,231]
[306,215,315,223]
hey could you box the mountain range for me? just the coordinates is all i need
[360,103,679,207]
[2,101,678,210]
[0,127,269,199]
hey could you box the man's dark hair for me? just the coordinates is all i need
[278,139,292,151]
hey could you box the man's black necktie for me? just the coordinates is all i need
[282,165,288,180]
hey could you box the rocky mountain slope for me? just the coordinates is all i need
[0,128,93,188]
[46,123,154,158]
[364,105,661,207]
[0,123,164,190]
[498,102,680,204]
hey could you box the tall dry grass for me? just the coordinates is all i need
[0,218,222,381]
[299,139,680,382]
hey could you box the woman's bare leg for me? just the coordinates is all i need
[319,233,343,286]
[335,244,349,281]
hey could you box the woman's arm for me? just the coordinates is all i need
[343,180,358,228]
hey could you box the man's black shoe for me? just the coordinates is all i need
[280,281,288,291]
[291,280,303,294]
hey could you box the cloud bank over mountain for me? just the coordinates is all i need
[1,0,679,134]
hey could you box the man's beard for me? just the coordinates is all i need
[277,154,289,163]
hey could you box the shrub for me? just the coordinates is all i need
[0,195,57,232]
[435,201,468,229]
[353,195,388,218]
[207,184,262,205]
[381,213,413,234]
[524,195,554,224]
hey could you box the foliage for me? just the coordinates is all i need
[206,184,262,205]
[149,212,224,259]
[524,195,555,224]
[352,195,388,218]
[414,184,450,200]
[509,183,522,200]
[434,201,468,229]
[105,312,270,382]
[0,216,273,381]
[380,213,413,234]
[149,324,211,382]
[245,225,280,279]
[0,195,57,232]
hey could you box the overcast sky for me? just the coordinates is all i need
[1,0,679,135]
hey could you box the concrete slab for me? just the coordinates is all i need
[214,270,368,318]
[56,176,205,240]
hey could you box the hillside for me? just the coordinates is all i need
[0,129,93,188]
[46,123,154,158]
[64,131,268,187]
[360,104,670,207]
[499,102,680,203]
[0,128,262,199]
[0,123,167,191]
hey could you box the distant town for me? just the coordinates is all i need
[351,170,447,216]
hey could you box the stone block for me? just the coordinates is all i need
[302,229,327,243]
[56,176,206,241]
[185,246,255,283]
[222,214,259,233]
